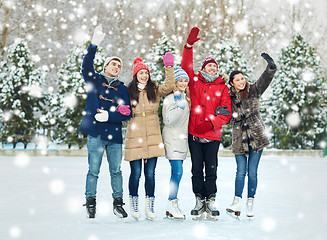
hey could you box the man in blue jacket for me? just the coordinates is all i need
[79,25,132,219]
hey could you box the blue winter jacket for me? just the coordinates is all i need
[78,44,132,143]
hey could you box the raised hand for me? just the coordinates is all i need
[187,27,200,46]
[261,52,276,69]
[91,25,106,46]
[162,52,174,67]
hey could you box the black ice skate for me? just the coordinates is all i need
[191,195,206,220]
[206,195,220,220]
[83,198,96,218]
[113,198,128,218]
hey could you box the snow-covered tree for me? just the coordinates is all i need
[267,35,327,149]
[52,41,106,148]
[148,35,176,129]
[210,40,253,79]
[0,39,47,144]
[209,40,253,148]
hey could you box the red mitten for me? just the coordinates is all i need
[196,121,213,134]
[187,27,200,45]
[117,105,131,116]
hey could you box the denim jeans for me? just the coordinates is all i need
[234,146,263,198]
[85,135,123,199]
[129,157,157,197]
[168,160,183,200]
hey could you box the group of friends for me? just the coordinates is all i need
[79,26,277,221]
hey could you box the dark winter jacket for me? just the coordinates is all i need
[78,44,132,143]
[229,66,277,156]
[181,45,232,141]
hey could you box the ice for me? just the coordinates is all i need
[0,155,326,239]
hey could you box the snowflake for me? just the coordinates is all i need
[285,112,301,128]
[49,179,65,195]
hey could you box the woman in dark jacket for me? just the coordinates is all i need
[226,53,277,218]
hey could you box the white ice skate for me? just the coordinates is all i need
[165,199,185,220]
[145,196,156,221]
[226,196,241,220]
[129,195,141,220]
[247,198,254,218]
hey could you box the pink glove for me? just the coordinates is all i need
[196,121,213,134]
[117,105,131,116]
[162,52,174,67]
[187,27,200,45]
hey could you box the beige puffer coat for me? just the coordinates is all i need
[124,66,175,161]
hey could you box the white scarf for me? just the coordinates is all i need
[137,83,147,90]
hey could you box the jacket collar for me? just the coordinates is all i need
[198,72,225,85]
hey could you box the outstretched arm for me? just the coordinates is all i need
[181,27,200,85]
[254,53,277,96]
[158,52,175,97]
[82,25,106,83]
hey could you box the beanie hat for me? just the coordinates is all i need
[103,56,123,72]
[201,56,218,70]
[174,67,189,82]
[132,57,150,77]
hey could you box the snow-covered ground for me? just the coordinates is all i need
[1,154,326,240]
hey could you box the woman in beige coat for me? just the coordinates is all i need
[125,52,175,221]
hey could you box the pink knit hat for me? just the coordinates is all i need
[201,56,218,70]
[132,57,150,77]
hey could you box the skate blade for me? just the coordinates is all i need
[247,215,254,221]
[114,217,127,223]
[191,212,205,220]
[206,213,219,221]
[226,210,240,220]
[165,211,185,220]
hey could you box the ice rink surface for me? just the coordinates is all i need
[1,154,326,240]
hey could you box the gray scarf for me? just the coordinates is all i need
[200,71,218,83]
[101,71,118,85]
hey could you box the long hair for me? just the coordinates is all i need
[229,70,249,100]
[127,74,158,106]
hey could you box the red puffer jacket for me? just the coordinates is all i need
[181,46,232,141]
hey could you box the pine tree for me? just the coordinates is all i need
[209,41,253,148]
[147,35,176,129]
[52,42,106,148]
[268,35,327,149]
[0,39,47,145]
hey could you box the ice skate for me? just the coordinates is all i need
[145,196,156,221]
[165,199,185,220]
[191,195,206,220]
[83,198,96,218]
[247,198,254,218]
[226,196,241,220]
[113,198,128,218]
[205,195,220,220]
[129,195,141,220]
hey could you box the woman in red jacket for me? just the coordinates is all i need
[181,27,232,220]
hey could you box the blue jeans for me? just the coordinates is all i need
[85,135,123,199]
[234,146,263,198]
[129,157,157,197]
[168,160,183,200]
